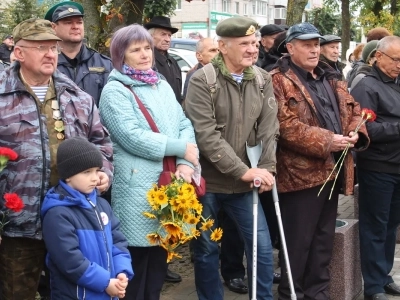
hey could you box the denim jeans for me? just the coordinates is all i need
[193,192,274,300]
[358,168,400,296]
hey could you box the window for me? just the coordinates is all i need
[243,3,248,15]
[253,0,268,16]
[269,7,274,20]
[222,0,230,13]
[275,8,287,19]
[211,1,217,11]
[176,0,182,10]
[235,2,239,14]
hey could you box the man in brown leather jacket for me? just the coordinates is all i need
[270,22,369,300]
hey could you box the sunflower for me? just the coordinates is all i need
[154,190,168,206]
[146,233,162,244]
[143,212,157,219]
[187,214,200,225]
[163,221,182,238]
[191,227,201,237]
[181,182,195,195]
[167,251,182,263]
[200,219,214,231]
[210,228,223,242]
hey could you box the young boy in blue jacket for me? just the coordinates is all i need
[41,137,134,299]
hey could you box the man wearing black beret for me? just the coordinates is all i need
[257,24,285,66]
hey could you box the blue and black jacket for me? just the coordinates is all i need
[41,181,134,300]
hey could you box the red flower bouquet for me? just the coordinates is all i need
[0,147,18,172]
[0,193,25,242]
[318,108,376,199]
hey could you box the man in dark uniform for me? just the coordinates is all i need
[0,34,14,63]
[144,16,182,104]
[44,1,113,107]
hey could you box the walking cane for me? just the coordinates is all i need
[246,142,262,300]
[272,184,297,300]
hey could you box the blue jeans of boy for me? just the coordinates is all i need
[193,191,274,300]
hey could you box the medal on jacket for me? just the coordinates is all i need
[52,100,65,140]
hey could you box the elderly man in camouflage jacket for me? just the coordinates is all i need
[0,18,113,300]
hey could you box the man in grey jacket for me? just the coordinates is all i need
[185,16,279,300]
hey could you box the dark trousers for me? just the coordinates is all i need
[260,191,279,249]
[0,236,46,300]
[358,168,400,296]
[220,210,245,282]
[125,246,168,300]
[278,182,339,300]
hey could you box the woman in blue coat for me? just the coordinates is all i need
[99,24,198,300]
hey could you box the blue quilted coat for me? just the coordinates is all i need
[99,70,195,246]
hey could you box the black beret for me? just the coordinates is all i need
[260,24,285,37]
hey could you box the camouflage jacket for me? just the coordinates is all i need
[270,56,369,195]
[0,62,113,239]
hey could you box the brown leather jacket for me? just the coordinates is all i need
[270,56,369,195]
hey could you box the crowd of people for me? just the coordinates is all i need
[0,1,399,300]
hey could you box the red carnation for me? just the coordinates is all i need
[0,148,18,161]
[4,193,24,213]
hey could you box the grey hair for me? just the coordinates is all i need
[217,36,232,47]
[110,24,154,72]
[147,28,156,36]
[376,35,400,52]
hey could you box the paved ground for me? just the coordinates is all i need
[161,194,400,300]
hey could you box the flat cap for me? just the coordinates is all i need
[13,18,62,43]
[286,22,324,43]
[45,1,84,23]
[216,16,258,38]
[260,24,285,37]
[320,34,341,46]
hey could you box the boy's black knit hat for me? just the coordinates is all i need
[57,137,103,179]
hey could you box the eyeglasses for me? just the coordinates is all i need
[380,51,400,64]
[18,44,61,55]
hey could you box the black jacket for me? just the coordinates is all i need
[154,49,182,103]
[351,64,400,173]
[57,45,113,107]
[0,43,12,63]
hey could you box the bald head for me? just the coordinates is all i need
[196,37,219,65]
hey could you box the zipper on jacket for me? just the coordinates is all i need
[87,199,112,300]
[31,96,47,205]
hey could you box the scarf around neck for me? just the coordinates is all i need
[122,64,158,85]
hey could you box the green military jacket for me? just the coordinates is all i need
[185,53,279,193]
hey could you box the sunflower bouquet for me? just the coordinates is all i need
[143,176,223,262]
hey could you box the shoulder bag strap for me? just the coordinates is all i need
[123,85,175,171]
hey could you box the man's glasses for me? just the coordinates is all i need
[18,44,61,55]
[380,51,400,64]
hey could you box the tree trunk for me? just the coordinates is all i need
[80,0,102,49]
[286,0,308,26]
[341,0,350,62]
[390,0,397,16]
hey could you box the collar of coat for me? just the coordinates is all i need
[211,53,256,84]
[270,55,342,81]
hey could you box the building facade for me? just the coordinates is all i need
[171,0,288,38]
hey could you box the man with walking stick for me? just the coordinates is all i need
[185,16,279,300]
[270,22,369,299]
